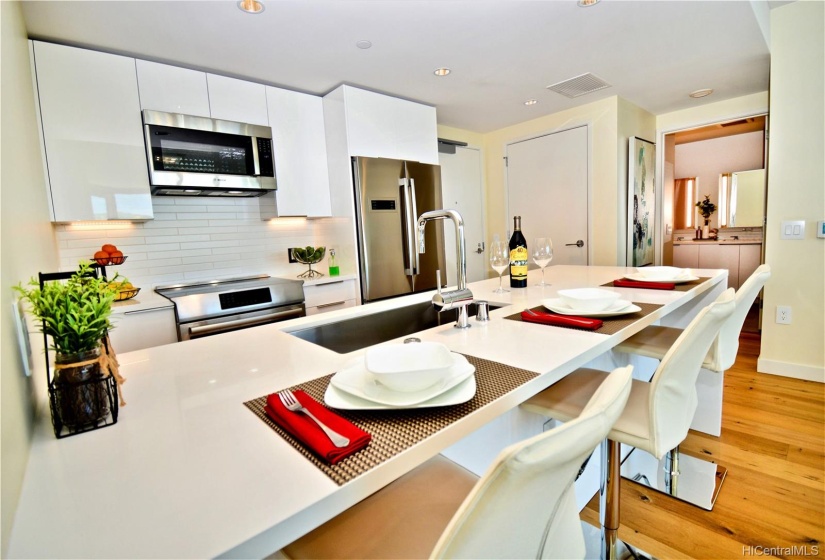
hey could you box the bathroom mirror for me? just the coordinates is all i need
[719,169,765,227]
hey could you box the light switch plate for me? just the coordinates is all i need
[817,221,825,239]
[780,220,805,240]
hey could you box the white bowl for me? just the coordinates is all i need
[365,342,455,393]
[635,266,688,280]
[557,288,622,312]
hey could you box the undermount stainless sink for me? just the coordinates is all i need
[289,301,506,354]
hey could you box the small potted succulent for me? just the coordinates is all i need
[15,262,118,430]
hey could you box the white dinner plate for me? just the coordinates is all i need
[325,375,477,410]
[622,273,700,284]
[541,298,641,317]
[329,353,475,407]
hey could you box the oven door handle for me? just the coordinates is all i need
[187,308,305,338]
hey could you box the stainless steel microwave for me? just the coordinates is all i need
[142,110,276,197]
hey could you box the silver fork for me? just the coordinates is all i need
[278,389,351,447]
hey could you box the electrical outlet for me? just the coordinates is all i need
[776,305,792,325]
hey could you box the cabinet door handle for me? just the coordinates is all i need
[123,306,174,315]
[565,240,585,248]
[317,300,347,309]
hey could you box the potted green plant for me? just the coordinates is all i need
[695,194,717,238]
[15,262,118,429]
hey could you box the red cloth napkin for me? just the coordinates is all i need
[520,309,603,330]
[611,279,675,290]
[265,390,371,464]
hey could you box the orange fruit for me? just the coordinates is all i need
[93,250,110,265]
[109,250,125,265]
[102,243,118,254]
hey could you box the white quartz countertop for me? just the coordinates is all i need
[9,265,726,559]
[672,238,762,245]
[110,288,174,315]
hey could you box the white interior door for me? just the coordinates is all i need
[506,126,588,266]
[439,146,486,286]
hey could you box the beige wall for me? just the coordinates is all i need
[479,96,654,266]
[481,97,621,265]
[674,131,765,229]
[0,1,60,553]
[759,1,825,381]
[617,97,656,265]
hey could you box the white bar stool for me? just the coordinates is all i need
[276,366,633,560]
[521,289,735,560]
[613,265,770,510]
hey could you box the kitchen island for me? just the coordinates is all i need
[8,266,726,559]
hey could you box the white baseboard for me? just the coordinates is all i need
[757,357,825,383]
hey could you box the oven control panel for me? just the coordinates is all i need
[219,288,272,310]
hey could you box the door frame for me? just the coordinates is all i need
[503,122,593,265]
[655,108,769,266]
[438,143,489,282]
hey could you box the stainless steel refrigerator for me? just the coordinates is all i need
[352,157,446,303]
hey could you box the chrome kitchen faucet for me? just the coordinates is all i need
[417,209,474,329]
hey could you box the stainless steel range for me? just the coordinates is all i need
[155,275,305,341]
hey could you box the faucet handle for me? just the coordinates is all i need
[436,269,442,295]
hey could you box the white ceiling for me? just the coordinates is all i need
[21,0,773,133]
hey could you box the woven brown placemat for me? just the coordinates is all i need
[244,355,538,485]
[601,277,711,292]
[503,302,662,336]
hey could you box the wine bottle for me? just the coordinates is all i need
[509,216,528,288]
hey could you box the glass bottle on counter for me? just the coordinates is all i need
[328,248,340,276]
[509,216,528,288]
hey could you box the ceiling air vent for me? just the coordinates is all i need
[546,73,612,98]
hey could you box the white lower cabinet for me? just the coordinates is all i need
[304,279,358,316]
[672,244,699,269]
[673,243,763,290]
[109,306,178,354]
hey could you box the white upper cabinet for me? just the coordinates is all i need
[31,41,153,222]
[264,87,332,217]
[206,74,268,126]
[135,60,210,117]
[335,86,439,164]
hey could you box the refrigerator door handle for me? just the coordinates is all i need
[409,178,420,275]
[400,178,417,276]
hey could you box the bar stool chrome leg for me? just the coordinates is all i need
[600,439,621,560]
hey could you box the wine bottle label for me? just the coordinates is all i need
[510,247,528,280]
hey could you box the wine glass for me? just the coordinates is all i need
[533,237,553,286]
[489,240,510,293]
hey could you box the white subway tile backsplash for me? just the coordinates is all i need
[54,197,356,289]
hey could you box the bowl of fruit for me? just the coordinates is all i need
[291,246,326,279]
[109,278,140,301]
[92,243,126,266]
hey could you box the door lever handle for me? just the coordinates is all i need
[565,240,585,248]
[475,242,485,254]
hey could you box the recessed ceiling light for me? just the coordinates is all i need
[356,40,372,50]
[237,0,265,14]
[433,68,451,77]
[689,88,714,98]
[577,0,601,7]
[524,99,538,106]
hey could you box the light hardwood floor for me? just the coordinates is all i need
[583,334,825,559]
